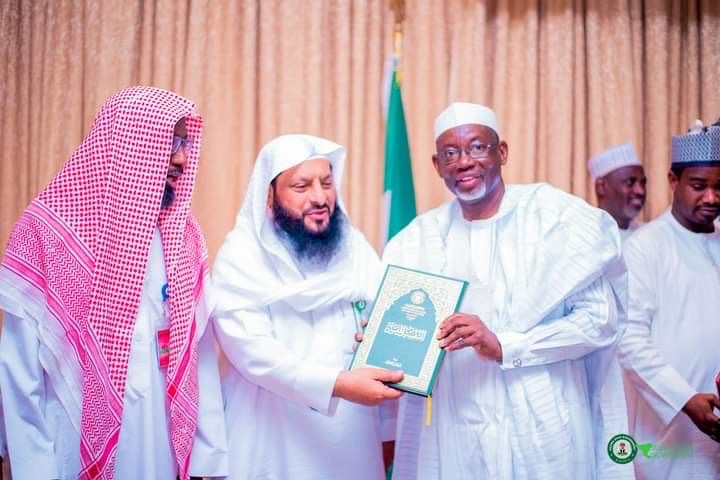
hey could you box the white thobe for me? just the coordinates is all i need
[619,211,720,479]
[215,264,392,480]
[0,229,227,479]
[214,133,392,480]
[620,220,641,244]
[384,184,633,480]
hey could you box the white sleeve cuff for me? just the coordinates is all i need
[189,449,229,478]
[293,364,343,415]
[497,331,529,370]
[4,454,58,480]
[650,365,697,426]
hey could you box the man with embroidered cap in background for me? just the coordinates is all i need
[213,134,402,479]
[589,143,647,242]
[619,119,720,479]
[383,102,633,479]
[0,87,227,479]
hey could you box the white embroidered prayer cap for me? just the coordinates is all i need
[588,143,642,180]
[434,102,499,140]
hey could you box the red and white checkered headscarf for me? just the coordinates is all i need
[1,86,208,479]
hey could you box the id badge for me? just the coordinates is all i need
[156,327,171,369]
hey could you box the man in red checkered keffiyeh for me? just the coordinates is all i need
[0,86,228,479]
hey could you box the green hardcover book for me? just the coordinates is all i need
[349,264,468,396]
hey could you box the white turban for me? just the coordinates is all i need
[434,102,499,140]
[213,134,380,314]
[588,143,642,180]
[240,134,347,234]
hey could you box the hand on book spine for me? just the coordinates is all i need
[333,368,404,406]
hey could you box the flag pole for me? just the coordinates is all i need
[383,0,416,245]
[391,0,404,78]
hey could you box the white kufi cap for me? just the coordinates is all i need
[434,102,499,140]
[588,143,641,180]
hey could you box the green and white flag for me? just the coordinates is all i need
[382,62,416,244]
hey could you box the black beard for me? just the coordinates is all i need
[272,202,344,266]
[161,183,176,209]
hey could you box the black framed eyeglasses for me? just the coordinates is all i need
[171,135,192,155]
[438,141,497,165]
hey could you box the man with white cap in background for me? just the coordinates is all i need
[213,134,402,479]
[619,119,720,478]
[383,102,633,479]
[589,143,647,241]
